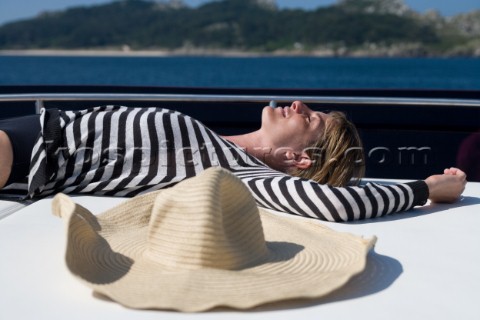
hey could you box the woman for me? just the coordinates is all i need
[0,101,466,222]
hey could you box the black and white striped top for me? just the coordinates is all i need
[28,106,428,222]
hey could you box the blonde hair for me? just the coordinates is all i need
[290,111,365,187]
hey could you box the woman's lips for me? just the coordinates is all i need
[276,106,289,118]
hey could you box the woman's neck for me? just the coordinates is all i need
[221,131,283,171]
[222,131,264,157]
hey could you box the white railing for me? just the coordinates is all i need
[0,93,479,105]
[1,92,479,114]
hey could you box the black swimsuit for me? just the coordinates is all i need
[0,115,41,185]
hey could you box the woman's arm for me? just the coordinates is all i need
[424,167,467,203]
[242,168,466,222]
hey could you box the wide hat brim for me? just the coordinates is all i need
[53,168,376,312]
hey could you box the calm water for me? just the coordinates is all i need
[0,55,479,89]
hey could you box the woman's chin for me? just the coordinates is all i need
[261,106,274,123]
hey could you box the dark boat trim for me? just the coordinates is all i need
[1,85,479,181]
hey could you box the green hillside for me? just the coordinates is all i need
[0,0,478,56]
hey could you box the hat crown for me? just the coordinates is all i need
[145,168,269,270]
[53,167,375,312]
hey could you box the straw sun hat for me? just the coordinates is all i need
[52,167,376,312]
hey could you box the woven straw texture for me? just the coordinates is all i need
[53,167,375,312]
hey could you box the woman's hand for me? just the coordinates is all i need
[425,167,467,203]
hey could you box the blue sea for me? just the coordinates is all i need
[0,55,479,89]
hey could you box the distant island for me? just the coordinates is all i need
[0,0,479,57]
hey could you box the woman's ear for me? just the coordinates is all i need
[286,150,312,170]
[294,152,312,170]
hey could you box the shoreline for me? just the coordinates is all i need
[2,46,479,58]
[0,48,336,58]
[0,48,467,58]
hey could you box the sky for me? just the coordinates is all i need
[0,0,479,26]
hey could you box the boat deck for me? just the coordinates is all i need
[1,86,479,318]
[1,179,479,319]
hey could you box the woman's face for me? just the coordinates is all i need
[260,101,331,157]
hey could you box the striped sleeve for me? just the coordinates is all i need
[237,172,430,222]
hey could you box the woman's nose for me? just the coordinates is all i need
[291,101,308,113]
